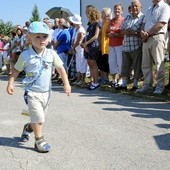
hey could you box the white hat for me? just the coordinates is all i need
[69,14,82,25]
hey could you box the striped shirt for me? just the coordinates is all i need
[120,12,145,52]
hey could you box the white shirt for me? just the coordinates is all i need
[73,26,86,53]
[144,0,170,33]
[48,29,54,43]
[52,28,62,43]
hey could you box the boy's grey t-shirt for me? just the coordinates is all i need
[14,46,63,92]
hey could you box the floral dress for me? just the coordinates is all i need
[85,21,102,60]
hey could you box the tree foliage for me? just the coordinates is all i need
[0,3,41,36]
[0,19,15,36]
[29,4,41,23]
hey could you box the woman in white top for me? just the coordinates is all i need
[69,14,87,85]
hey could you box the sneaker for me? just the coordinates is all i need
[88,84,100,90]
[136,86,153,94]
[153,86,165,94]
[35,136,51,153]
[109,81,116,87]
[115,84,127,90]
[21,123,33,142]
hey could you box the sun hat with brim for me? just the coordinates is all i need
[28,21,50,34]
[69,14,82,25]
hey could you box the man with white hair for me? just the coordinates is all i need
[137,0,170,94]
[116,0,144,91]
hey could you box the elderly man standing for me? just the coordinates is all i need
[115,0,144,90]
[137,0,170,94]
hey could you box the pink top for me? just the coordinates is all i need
[0,41,4,53]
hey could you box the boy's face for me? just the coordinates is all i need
[29,33,49,51]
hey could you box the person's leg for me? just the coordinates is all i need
[141,40,153,87]
[116,51,131,89]
[116,45,123,76]
[131,46,143,89]
[108,46,117,84]
[136,40,153,93]
[115,45,123,85]
[87,59,93,83]
[27,91,51,152]
[79,53,87,85]
[31,123,43,138]
[21,123,33,142]
[87,59,100,90]
[101,54,109,83]
[90,59,99,84]
[75,51,81,83]
[151,35,165,89]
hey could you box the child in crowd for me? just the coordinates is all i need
[6,21,71,153]
[2,36,10,74]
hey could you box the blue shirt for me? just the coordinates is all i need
[56,29,71,54]
[14,46,63,92]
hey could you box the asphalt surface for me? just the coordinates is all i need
[0,75,170,170]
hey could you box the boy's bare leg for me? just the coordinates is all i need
[31,123,51,152]
[31,123,43,138]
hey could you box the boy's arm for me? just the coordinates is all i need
[56,66,71,96]
[7,68,20,95]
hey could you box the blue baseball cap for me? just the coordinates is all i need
[28,21,50,34]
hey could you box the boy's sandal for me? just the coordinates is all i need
[35,136,51,153]
[21,133,30,142]
[20,123,33,142]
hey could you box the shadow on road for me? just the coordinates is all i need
[153,133,170,150]
[0,137,34,152]
[1,74,170,151]
[62,86,170,151]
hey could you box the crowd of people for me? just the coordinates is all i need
[1,0,170,94]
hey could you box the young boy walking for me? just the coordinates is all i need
[6,21,71,153]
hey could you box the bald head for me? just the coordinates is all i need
[131,0,142,7]
[131,0,142,16]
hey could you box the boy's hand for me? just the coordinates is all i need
[64,84,71,96]
[7,84,14,95]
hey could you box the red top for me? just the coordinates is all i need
[108,17,124,47]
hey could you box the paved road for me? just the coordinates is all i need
[0,75,170,170]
